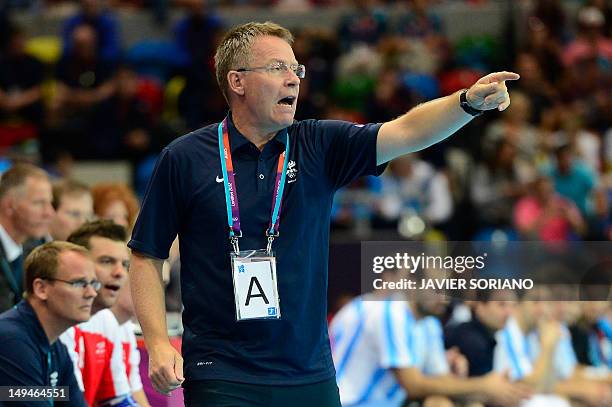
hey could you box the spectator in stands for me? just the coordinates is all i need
[513,175,585,241]
[0,163,54,311]
[482,91,539,165]
[547,144,597,217]
[0,24,45,152]
[49,179,94,241]
[23,179,94,257]
[532,0,567,43]
[552,108,602,173]
[513,52,558,125]
[175,0,226,130]
[89,65,162,160]
[0,241,94,406]
[91,182,139,230]
[60,220,137,406]
[331,288,529,407]
[470,140,530,230]
[110,277,151,407]
[52,23,118,158]
[392,0,449,67]
[562,6,612,68]
[374,154,453,231]
[337,0,388,51]
[62,0,121,63]
[524,15,564,85]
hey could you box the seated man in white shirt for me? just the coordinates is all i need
[330,272,529,407]
[494,289,611,407]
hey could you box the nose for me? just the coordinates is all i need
[85,284,98,299]
[44,202,55,219]
[286,71,300,87]
[112,262,128,279]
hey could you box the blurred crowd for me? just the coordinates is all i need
[1,0,611,242]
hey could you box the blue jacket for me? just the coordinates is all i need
[0,300,86,406]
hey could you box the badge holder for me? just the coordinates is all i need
[231,249,281,321]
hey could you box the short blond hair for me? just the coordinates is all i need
[24,241,91,296]
[214,21,294,103]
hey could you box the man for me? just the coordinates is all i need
[23,178,94,258]
[128,21,519,405]
[60,220,136,406]
[331,292,528,407]
[0,241,95,406]
[0,163,54,311]
[49,179,94,241]
[494,292,611,406]
[445,291,517,377]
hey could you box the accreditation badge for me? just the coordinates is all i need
[231,249,281,321]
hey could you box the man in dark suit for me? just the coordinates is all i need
[0,163,54,311]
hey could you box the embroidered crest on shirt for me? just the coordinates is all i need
[287,160,298,183]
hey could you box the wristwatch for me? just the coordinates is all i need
[459,89,483,117]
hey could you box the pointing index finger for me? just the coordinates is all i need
[480,71,520,84]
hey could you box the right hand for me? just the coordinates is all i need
[482,372,532,407]
[148,342,184,395]
[539,320,562,350]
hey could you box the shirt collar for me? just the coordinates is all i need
[17,300,52,347]
[0,223,22,262]
[226,112,289,153]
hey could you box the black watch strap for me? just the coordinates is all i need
[460,89,483,117]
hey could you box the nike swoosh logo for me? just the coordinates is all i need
[216,176,224,183]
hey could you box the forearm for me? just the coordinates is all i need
[131,390,150,407]
[129,253,169,349]
[525,346,556,392]
[377,91,472,164]
[395,370,485,400]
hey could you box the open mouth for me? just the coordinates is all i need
[105,284,121,292]
[277,96,296,106]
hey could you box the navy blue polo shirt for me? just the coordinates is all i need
[128,114,385,385]
[0,300,86,406]
[445,315,498,377]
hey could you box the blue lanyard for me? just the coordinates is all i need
[217,118,290,254]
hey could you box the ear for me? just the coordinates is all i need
[227,71,245,97]
[32,278,50,301]
[0,196,14,216]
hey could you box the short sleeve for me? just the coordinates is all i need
[422,317,449,376]
[494,328,532,381]
[128,147,184,259]
[375,301,415,369]
[554,327,577,380]
[315,120,386,190]
[96,312,132,401]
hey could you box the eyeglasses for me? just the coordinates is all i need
[236,61,306,79]
[44,278,102,291]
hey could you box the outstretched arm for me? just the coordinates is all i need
[376,71,520,165]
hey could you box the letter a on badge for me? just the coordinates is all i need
[245,277,269,306]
